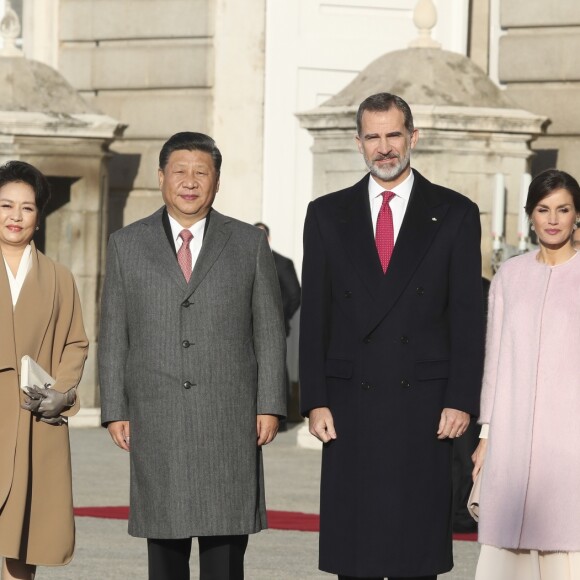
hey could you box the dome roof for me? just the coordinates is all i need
[0,57,96,114]
[324,47,515,109]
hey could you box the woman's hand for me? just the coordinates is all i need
[21,384,75,424]
[471,438,488,481]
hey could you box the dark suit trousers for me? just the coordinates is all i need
[338,574,437,580]
[147,535,249,580]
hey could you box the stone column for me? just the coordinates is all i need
[298,104,546,278]
[0,111,124,413]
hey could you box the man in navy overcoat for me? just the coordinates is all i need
[299,93,484,580]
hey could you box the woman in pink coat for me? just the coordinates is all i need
[472,168,580,579]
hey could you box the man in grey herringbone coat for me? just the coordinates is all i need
[98,132,287,580]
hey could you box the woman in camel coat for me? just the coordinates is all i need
[0,161,88,579]
[472,168,580,580]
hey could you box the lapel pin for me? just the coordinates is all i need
[431,217,438,222]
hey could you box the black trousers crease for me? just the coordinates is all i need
[147,535,249,580]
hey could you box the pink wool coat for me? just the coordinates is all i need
[478,250,580,551]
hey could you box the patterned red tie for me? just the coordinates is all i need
[177,229,194,282]
[376,191,396,273]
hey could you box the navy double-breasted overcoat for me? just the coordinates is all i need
[300,171,484,577]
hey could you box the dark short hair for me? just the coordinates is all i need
[525,169,580,216]
[356,93,415,136]
[0,160,51,216]
[159,132,222,174]
[253,222,270,237]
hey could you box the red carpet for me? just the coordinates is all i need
[74,506,129,520]
[73,507,476,540]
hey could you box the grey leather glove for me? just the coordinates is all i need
[22,384,76,424]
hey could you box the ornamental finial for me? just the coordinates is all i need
[0,0,22,57]
[408,0,441,49]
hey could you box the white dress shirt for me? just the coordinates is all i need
[368,170,415,242]
[167,213,206,271]
[3,244,33,308]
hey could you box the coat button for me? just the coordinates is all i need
[344,290,352,299]
[183,381,193,389]
[400,335,409,344]
[400,379,411,388]
[182,300,192,308]
[416,287,425,296]
[182,340,191,348]
[361,381,372,390]
[363,336,372,344]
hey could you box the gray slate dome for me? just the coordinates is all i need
[324,47,515,109]
[0,57,96,114]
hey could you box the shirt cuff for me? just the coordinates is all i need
[479,423,489,439]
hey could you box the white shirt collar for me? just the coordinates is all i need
[167,212,206,245]
[3,244,33,308]
[368,169,415,201]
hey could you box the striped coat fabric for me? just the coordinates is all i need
[99,208,287,538]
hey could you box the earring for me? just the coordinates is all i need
[530,223,535,232]
[35,226,39,231]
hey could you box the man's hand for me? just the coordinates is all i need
[107,420,131,451]
[437,407,469,439]
[308,407,337,443]
[471,438,487,480]
[257,414,279,446]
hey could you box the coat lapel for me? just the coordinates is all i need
[339,176,384,300]
[186,210,231,297]
[142,208,232,297]
[142,208,190,292]
[13,243,56,361]
[0,249,16,372]
[365,171,450,334]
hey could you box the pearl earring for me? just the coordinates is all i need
[35,226,39,231]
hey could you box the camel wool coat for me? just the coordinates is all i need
[0,244,88,565]
[479,250,580,551]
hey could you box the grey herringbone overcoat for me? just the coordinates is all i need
[98,208,286,538]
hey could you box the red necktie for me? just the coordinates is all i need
[177,229,194,282]
[376,191,395,273]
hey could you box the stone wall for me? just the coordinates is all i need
[499,0,580,176]
[57,0,266,230]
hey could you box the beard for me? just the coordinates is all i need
[364,148,411,182]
